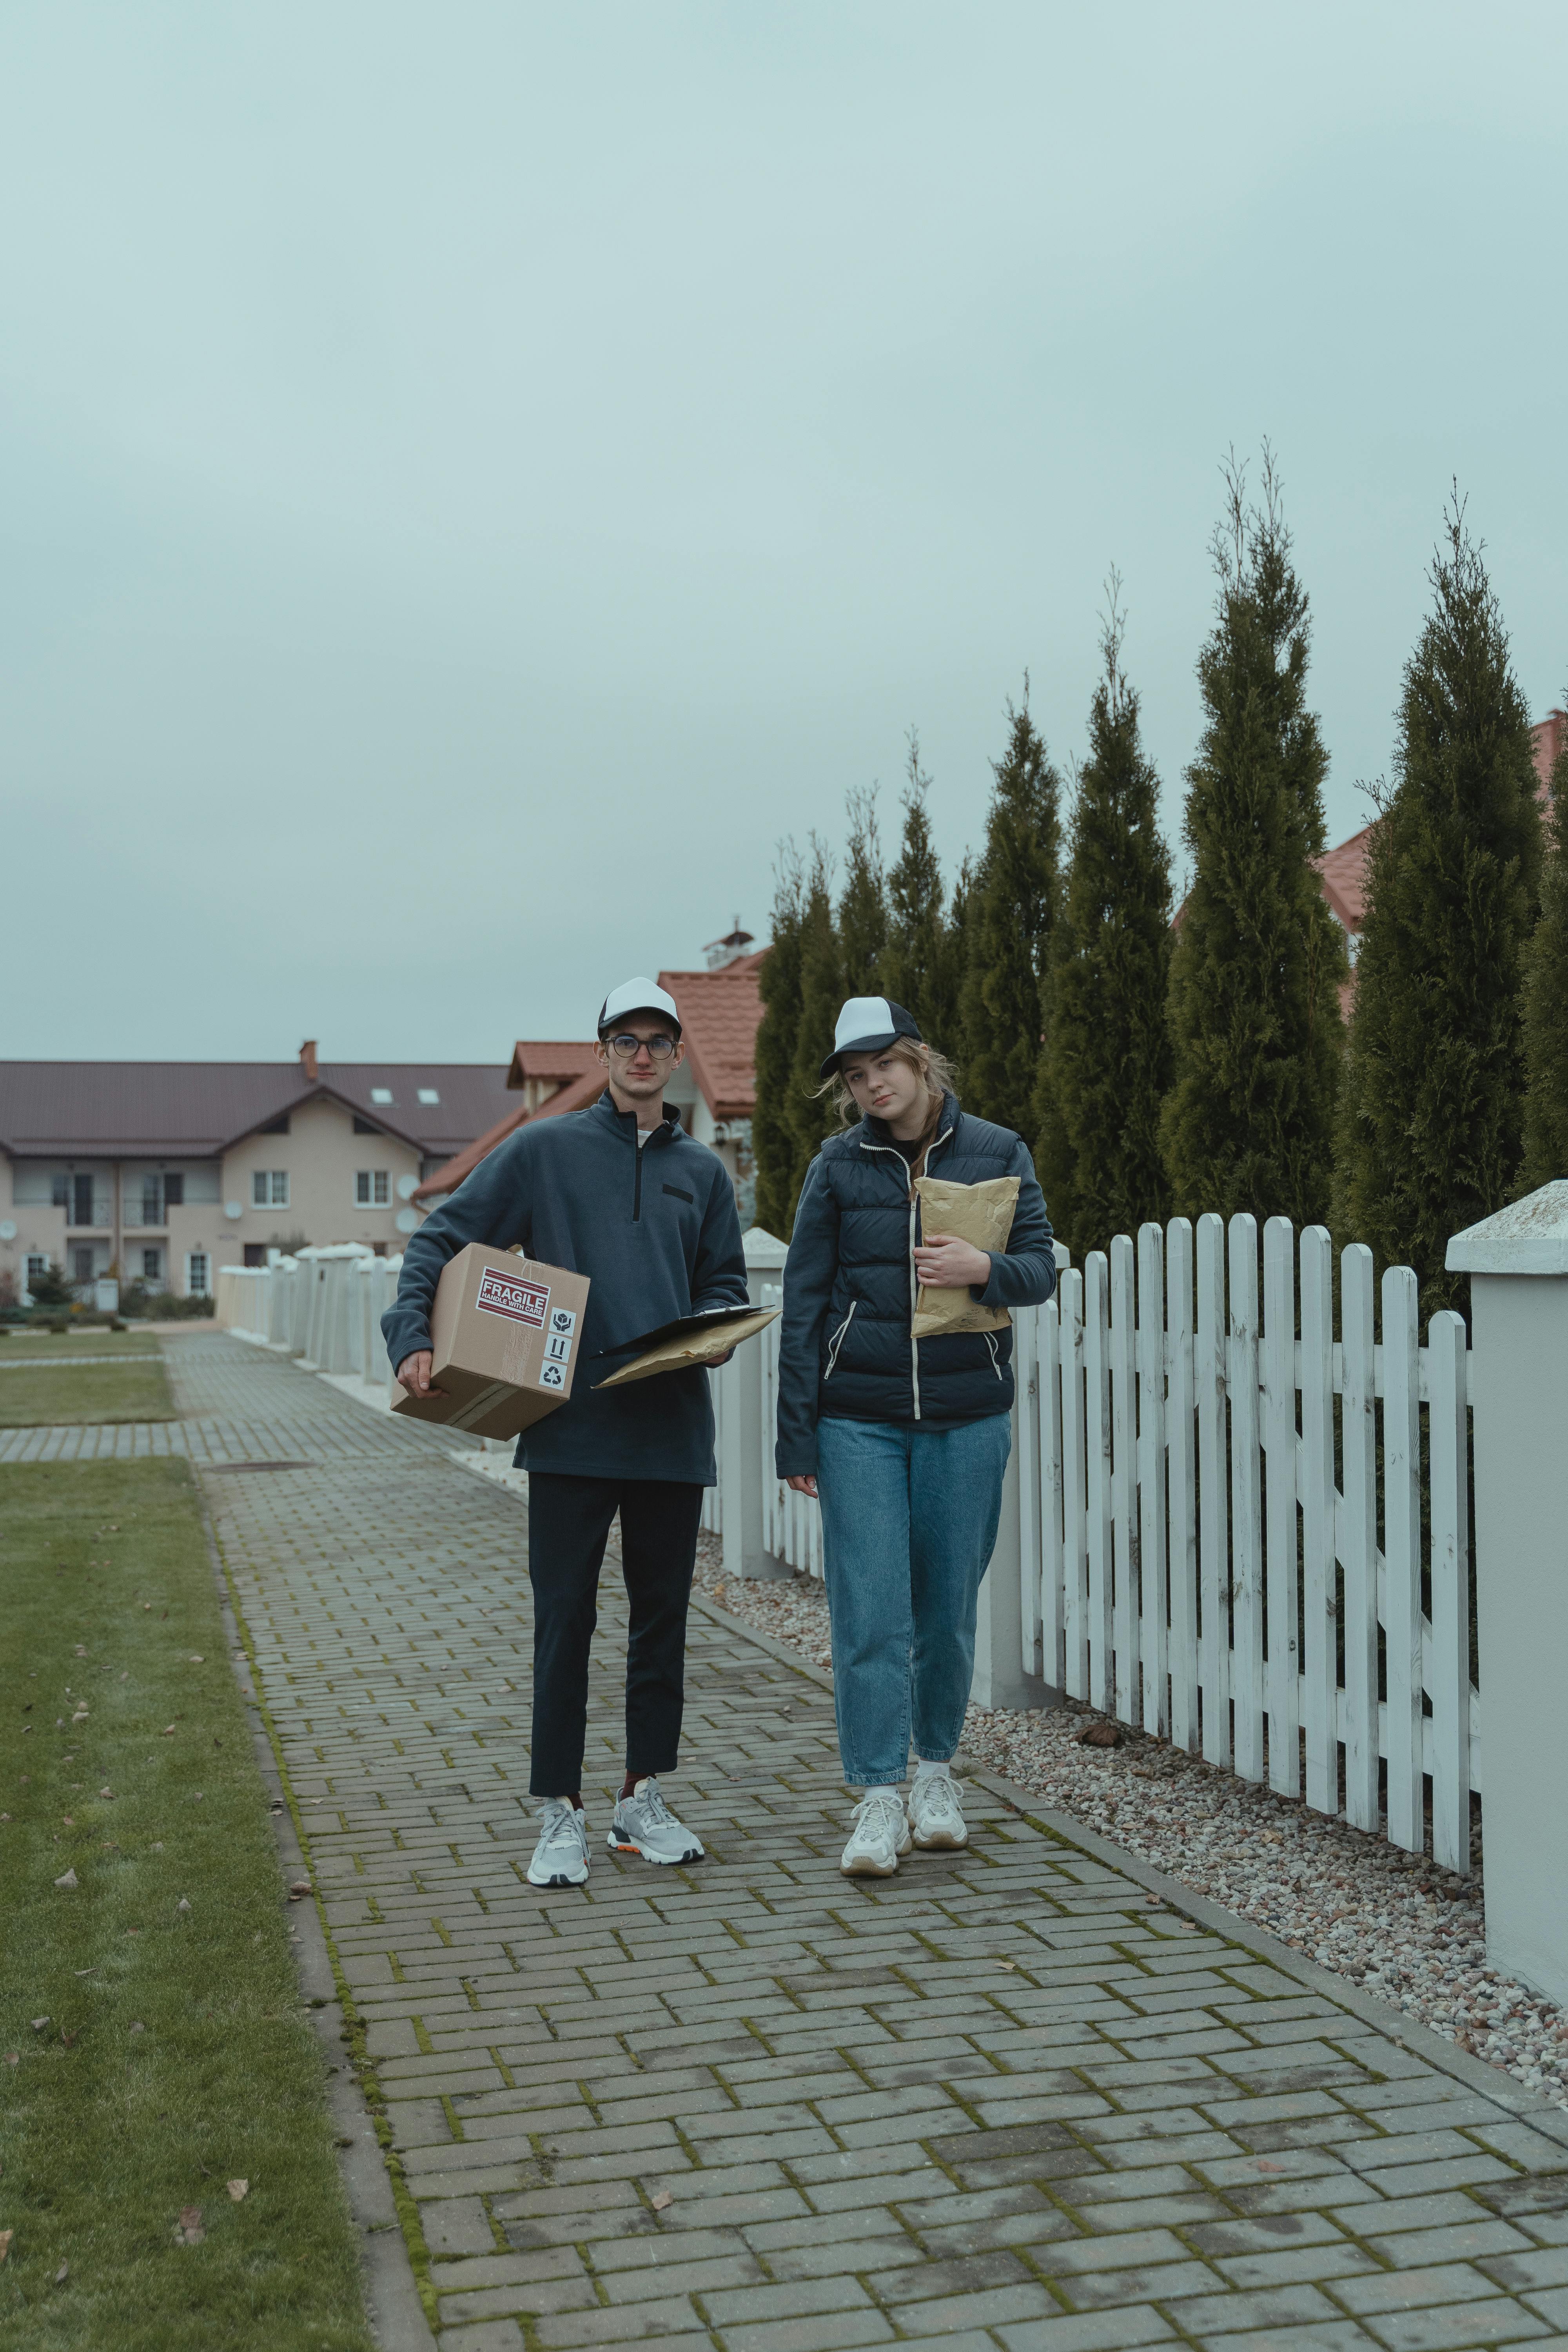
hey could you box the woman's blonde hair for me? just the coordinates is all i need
[813,1035,960,1131]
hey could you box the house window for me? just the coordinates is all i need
[370,1087,394,1105]
[140,1177,162,1226]
[417,1087,440,1104]
[353,1116,381,1135]
[27,1253,48,1286]
[73,1246,96,1285]
[52,1173,68,1209]
[143,1248,162,1281]
[164,1173,184,1209]
[355,1171,391,1206]
[72,1174,94,1227]
[252,1171,289,1207]
[185,1252,210,1297]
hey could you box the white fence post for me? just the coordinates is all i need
[718,1227,791,1579]
[1444,1190,1568,1991]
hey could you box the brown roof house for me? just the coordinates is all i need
[0,1043,512,1305]
[415,929,768,1221]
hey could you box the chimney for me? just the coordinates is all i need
[299,1040,318,1083]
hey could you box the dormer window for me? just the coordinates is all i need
[417,1088,440,1104]
[370,1087,393,1105]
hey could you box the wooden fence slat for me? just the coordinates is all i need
[1040,1299,1066,1691]
[1382,1265,1425,1854]
[1060,1268,1089,1701]
[1110,1236,1138,1723]
[1428,1308,1471,1875]
[1165,1220,1198,1751]
[1085,1252,1113,1713]
[1138,1223,1169,1736]
[1228,1215,1264,1782]
[1263,1216,1300,1796]
[1298,1226,1337,1813]
[1341,1244,1380,1832]
[1016,1304,1041,1679]
[1196,1213,1230,1767]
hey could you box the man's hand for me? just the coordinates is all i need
[912,1231,993,1290]
[397,1350,444,1398]
[786,1474,818,1499]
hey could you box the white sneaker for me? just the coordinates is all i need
[527,1798,589,1887]
[839,1789,912,1877]
[908,1770,967,1850]
[607,1777,704,1866]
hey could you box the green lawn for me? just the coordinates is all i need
[0,1461,374,2350]
[0,1358,174,1428]
[0,1333,161,1360]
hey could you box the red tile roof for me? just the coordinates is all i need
[506,1040,600,1091]
[660,960,767,1121]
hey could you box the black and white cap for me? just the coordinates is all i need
[598,976,682,1038]
[818,995,923,1082]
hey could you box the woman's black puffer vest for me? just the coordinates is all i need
[774,1091,1056,1477]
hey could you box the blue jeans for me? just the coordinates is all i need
[815,1412,1012,1788]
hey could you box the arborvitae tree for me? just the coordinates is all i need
[837,784,888,997]
[783,841,843,1228]
[1521,724,1568,1189]
[1035,583,1173,1257]
[752,847,806,1240]
[1336,503,1543,1311]
[881,734,962,1046]
[1161,451,1347,1225]
[961,687,1062,1138]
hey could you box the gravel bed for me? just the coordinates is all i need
[693,1544,1568,2109]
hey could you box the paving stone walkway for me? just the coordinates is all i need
[165,1332,1568,2352]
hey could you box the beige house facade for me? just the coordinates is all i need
[0,1047,512,1303]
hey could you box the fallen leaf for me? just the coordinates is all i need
[650,2190,673,2211]
[995,1960,1018,1972]
[151,1842,163,1852]
[30,2018,49,2033]
[3,2055,16,2067]
[74,1646,87,1658]
[189,1655,204,1664]
[174,2205,205,2245]
[54,1868,78,1890]
[54,2261,68,2283]
[226,2179,248,2202]
[61,2032,76,2049]
[0,2229,11,2261]
[62,1816,74,1828]
[142,1603,151,1612]
[160,1726,176,1737]
[73,1968,95,1978]
[100,1788,114,1799]
[1075,1719,1122,1748]
[130,2022,145,2034]
[177,1896,191,1914]
[1256,2159,1285,2173]
[289,1881,311,1900]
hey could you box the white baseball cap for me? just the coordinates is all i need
[819,995,923,1080]
[598,976,681,1037]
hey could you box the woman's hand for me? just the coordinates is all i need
[786,1474,818,1499]
[912,1231,993,1290]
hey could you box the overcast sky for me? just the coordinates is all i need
[3,3,1564,1066]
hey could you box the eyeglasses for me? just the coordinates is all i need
[604,1033,677,1060]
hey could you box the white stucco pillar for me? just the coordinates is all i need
[1446,1181,1568,2006]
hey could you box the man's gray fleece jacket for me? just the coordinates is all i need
[381,1091,747,1485]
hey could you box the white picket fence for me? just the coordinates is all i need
[1017,1215,1477,1875]
[215,1216,1478,1874]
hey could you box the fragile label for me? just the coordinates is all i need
[474,1269,550,1328]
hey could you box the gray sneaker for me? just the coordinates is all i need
[527,1798,590,1887]
[607,1777,704,1866]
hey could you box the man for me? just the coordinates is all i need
[383,977,748,1889]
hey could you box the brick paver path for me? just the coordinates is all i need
[163,1333,1568,2352]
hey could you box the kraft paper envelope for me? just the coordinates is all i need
[593,1305,780,1388]
[911,1173,1018,1336]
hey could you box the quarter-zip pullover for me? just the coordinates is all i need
[382,1090,748,1483]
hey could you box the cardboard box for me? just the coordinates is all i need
[389,1243,592,1440]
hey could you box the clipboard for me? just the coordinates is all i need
[592,1303,780,1388]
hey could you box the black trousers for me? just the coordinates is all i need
[526,1471,705,1798]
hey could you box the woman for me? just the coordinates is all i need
[775,994,1055,1875]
